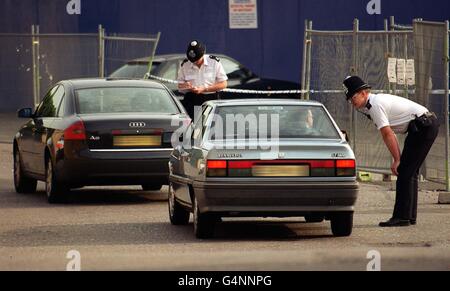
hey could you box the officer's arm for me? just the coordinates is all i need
[205,80,227,93]
[380,126,401,174]
[177,65,192,91]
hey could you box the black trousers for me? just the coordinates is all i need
[181,92,219,118]
[393,114,439,220]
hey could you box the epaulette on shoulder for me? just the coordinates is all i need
[209,55,220,62]
[181,58,189,67]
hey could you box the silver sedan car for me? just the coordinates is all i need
[168,99,359,238]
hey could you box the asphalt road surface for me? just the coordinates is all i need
[0,143,449,271]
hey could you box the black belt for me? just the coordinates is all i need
[408,112,437,133]
[419,112,436,119]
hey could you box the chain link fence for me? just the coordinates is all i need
[413,21,450,187]
[302,18,450,188]
[0,34,34,112]
[0,26,160,112]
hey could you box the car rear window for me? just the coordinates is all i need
[75,87,179,114]
[208,105,340,140]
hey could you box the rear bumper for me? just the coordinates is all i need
[56,148,172,186]
[189,178,359,215]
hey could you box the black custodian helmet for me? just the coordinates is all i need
[186,40,205,63]
[343,76,371,100]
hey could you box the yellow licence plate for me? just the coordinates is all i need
[113,135,161,147]
[252,165,310,177]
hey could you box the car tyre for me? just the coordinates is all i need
[141,183,163,191]
[330,212,353,237]
[168,183,190,225]
[46,158,67,204]
[13,149,37,193]
[193,196,215,239]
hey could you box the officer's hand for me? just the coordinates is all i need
[179,82,193,90]
[192,86,206,94]
[391,160,400,176]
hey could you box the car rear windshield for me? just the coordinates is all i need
[75,87,179,114]
[208,105,340,140]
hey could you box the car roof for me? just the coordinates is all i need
[62,78,167,90]
[205,99,323,107]
[131,54,230,63]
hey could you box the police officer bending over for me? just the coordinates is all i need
[343,76,439,227]
[177,40,228,118]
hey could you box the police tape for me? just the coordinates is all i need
[146,74,182,85]
[146,74,305,95]
[145,74,447,96]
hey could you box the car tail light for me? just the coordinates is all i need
[336,159,356,177]
[207,160,227,177]
[64,119,86,141]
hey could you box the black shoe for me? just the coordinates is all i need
[379,218,411,227]
[410,220,416,225]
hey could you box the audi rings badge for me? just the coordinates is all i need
[129,122,146,128]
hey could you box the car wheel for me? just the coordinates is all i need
[330,212,353,237]
[305,215,324,223]
[141,183,163,191]
[13,150,37,193]
[193,196,215,239]
[45,158,67,204]
[168,183,190,225]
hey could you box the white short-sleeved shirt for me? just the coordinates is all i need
[362,94,428,134]
[177,55,228,94]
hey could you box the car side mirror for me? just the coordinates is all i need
[341,130,350,143]
[17,108,33,119]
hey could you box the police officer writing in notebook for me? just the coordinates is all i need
[343,76,439,227]
[178,40,228,118]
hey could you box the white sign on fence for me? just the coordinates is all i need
[397,59,406,85]
[387,58,415,86]
[229,0,258,29]
[387,58,397,83]
[406,59,415,86]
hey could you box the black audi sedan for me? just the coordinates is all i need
[13,78,190,203]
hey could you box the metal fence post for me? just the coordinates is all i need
[445,21,450,192]
[384,19,392,95]
[35,25,40,105]
[390,16,398,96]
[98,24,105,78]
[352,18,359,152]
[31,25,37,107]
[390,16,395,31]
[301,19,309,100]
[403,33,409,99]
[305,20,313,100]
[145,31,161,78]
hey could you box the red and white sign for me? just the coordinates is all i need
[229,0,258,29]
